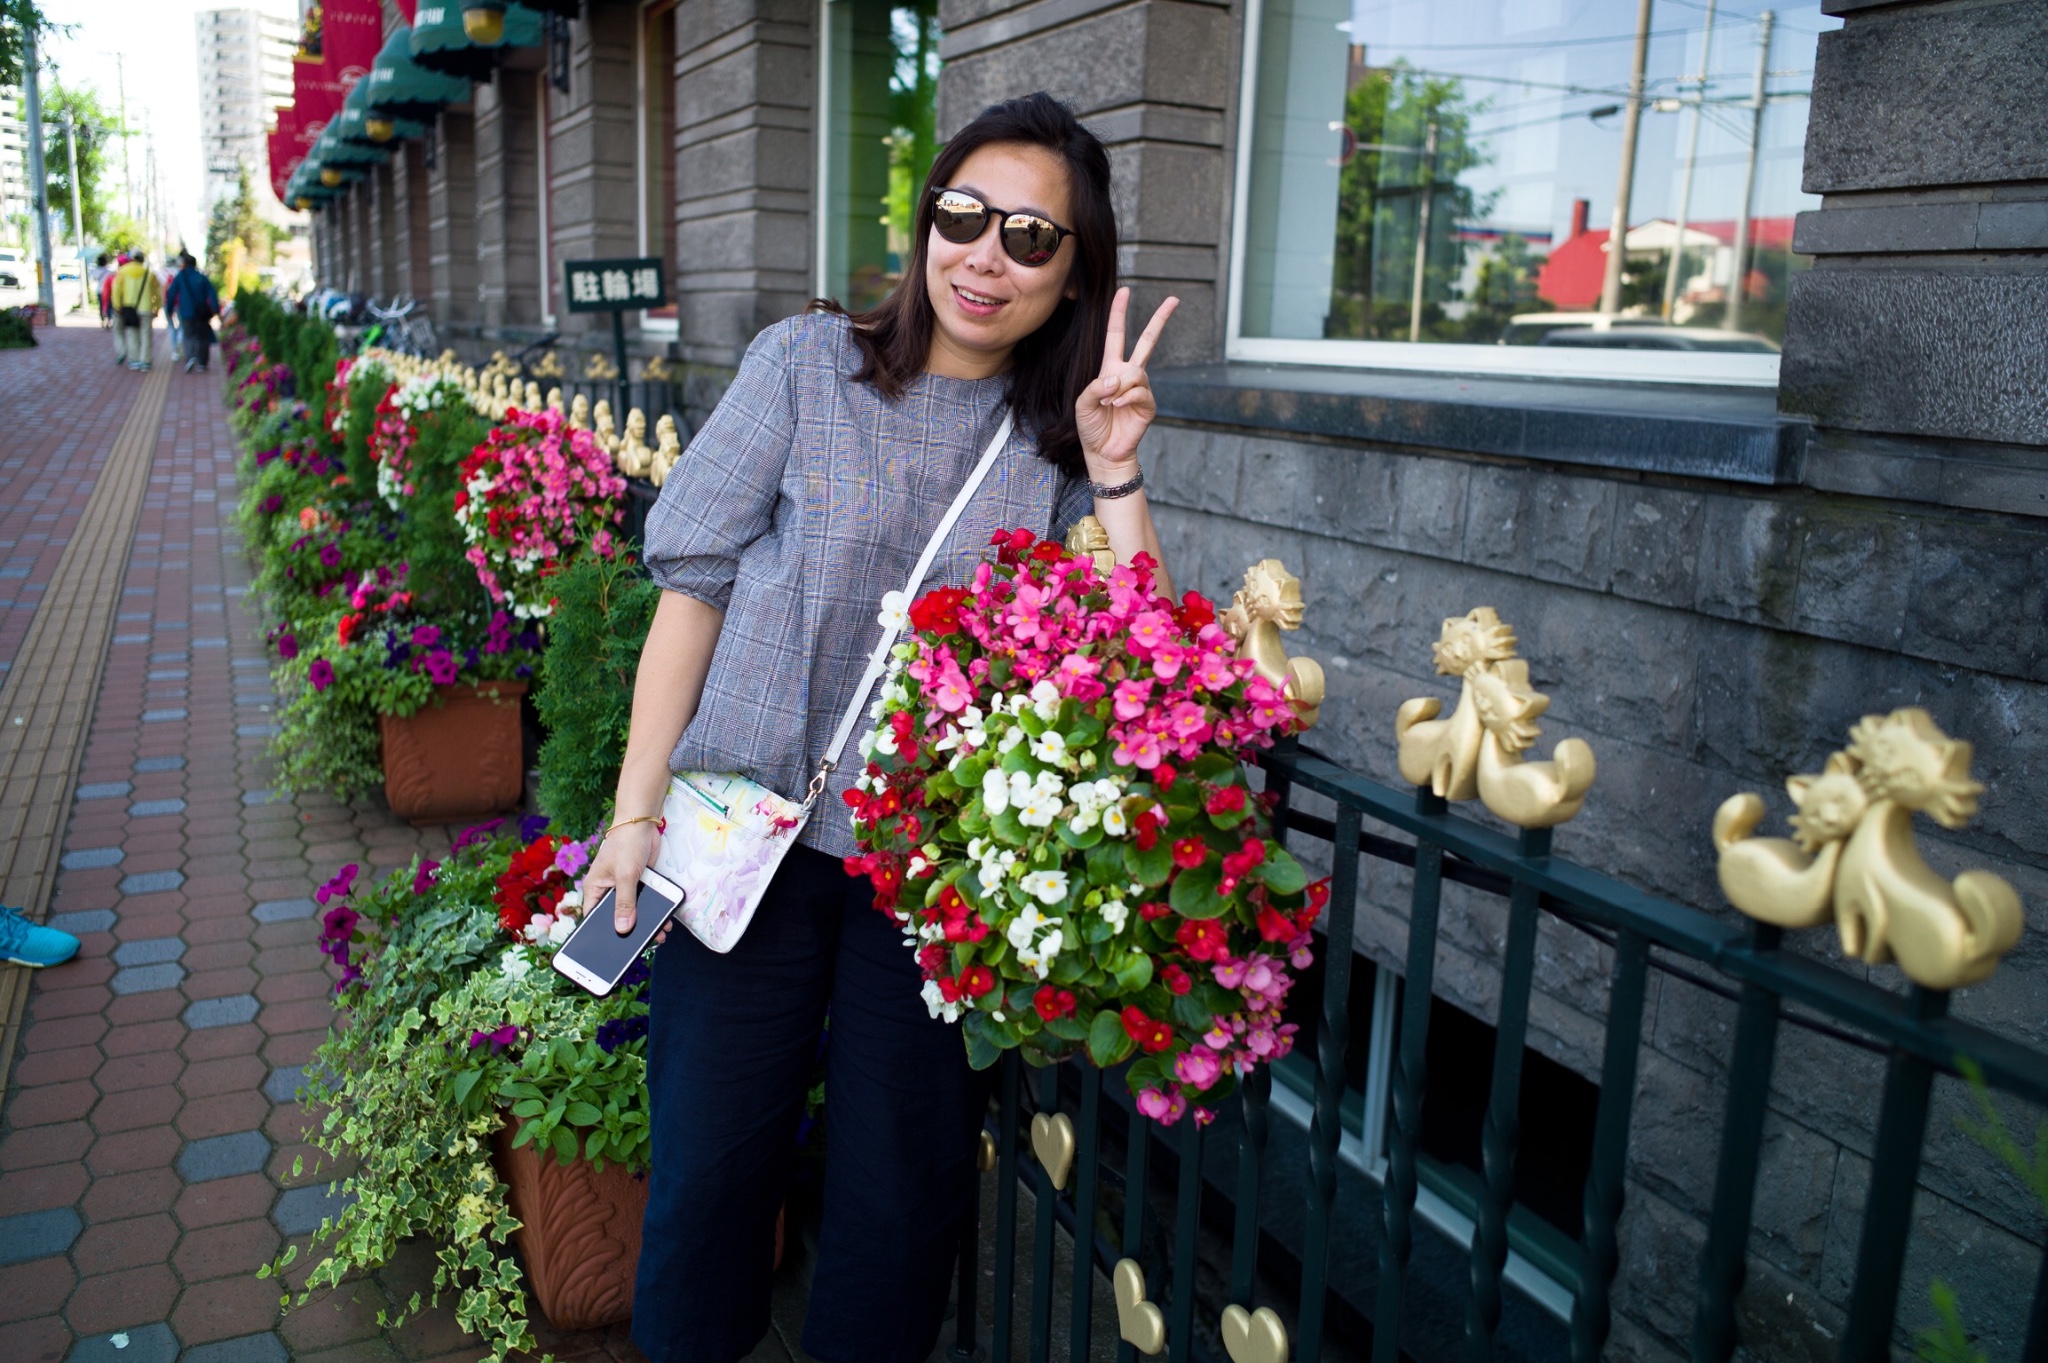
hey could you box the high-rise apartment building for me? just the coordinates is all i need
[196,6,297,223]
[0,87,28,247]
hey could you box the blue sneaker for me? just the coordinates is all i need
[0,906,80,968]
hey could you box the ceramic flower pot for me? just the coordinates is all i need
[491,1118,651,1331]
[379,681,527,823]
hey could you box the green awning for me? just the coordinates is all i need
[314,120,391,167]
[409,1,543,80]
[363,25,473,121]
[334,77,427,147]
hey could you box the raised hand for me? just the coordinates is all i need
[1076,287,1178,481]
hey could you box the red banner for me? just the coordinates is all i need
[268,122,292,201]
[322,0,385,94]
[293,57,344,142]
[394,0,418,23]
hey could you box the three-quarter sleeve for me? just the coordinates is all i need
[641,322,798,611]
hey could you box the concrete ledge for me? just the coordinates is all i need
[1152,363,1806,485]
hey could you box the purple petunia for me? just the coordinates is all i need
[469,1023,520,1052]
[412,859,441,896]
[319,543,342,569]
[519,814,552,844]
[423,648,459,685]
[308,658,335,692]
[411,624,442,649]
[277,633,298,660]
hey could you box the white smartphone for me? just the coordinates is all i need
[550,866,686,996]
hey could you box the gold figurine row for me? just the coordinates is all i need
[360,345,687,486]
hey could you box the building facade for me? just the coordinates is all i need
[307,0,2048,1357]
[197,5,299,222]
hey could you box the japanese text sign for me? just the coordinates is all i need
[564,257,668,313]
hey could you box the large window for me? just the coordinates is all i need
[1229,0,1834,384]
[816,0,941,311]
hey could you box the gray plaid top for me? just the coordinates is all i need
[643,310,1093,858]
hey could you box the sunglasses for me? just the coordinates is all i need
[929,187,1074,267]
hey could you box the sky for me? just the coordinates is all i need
[37,0,296,250]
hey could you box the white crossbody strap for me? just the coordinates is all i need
[810,410,1015,799]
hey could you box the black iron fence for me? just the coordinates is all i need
[951,737,2048,1363]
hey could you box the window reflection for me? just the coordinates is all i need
[1240,0,1829,353]
[822,0,941,312]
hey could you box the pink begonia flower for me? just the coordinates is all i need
[1056,653,1103,701]
[1289,932,1316,970]
[1174,1046,1222,1088]
[1211,955,1247,989]
[1127,610,1175,656]
[1192,653,1238,691]
[1204,1023,1235,1051]
[1150,645,1185,681]
[929,661,976,714]
[1193,1106,1217,1127]
[1107,564,1148,616]
[1136,1087,1187,1125]
[1167,702,1212,743]
[1112,726,1163,770]
[1112,678,1153,722]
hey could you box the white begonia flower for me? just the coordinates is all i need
[873,727,899,756]
[877,590,911,632]
[978,861,1008,894]
[546,915,577,946]
[1019,869,1070,904]
[522,916,550,943]
[999,726,1026,753]
[858,729,878,759]
[556,890,582,915]
[1102,805,1129,837]
[1031,679,1062,721]
[960,705,985,733]
[1101,899,1129,933]
[1006,904,1049,950]
[1037,927,1064,960]
[1030,730,1067,765]
[922,979,962,1022]
[933,728,962,753]
[967,838,989,861]
[981,768,1010,814]
[500,948,532,981]
[908,854,929,879]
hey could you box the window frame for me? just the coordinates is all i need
[1223,0,1782,389]
[637,0,679,335]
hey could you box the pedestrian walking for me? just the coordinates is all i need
[162,260,182,354]
[111,252,162,371]
[102,253,125,360]
[166,253,221,372]
[579,92,1178,1363]
[90,252,112,327]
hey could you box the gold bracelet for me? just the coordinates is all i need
[602,810,659,834]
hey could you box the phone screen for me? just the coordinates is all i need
[551,876,681,995]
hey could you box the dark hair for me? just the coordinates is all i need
[816,92,1116,478]
[95,252,109,266]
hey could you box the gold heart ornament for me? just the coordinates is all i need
[1220,1304,1289,1363]
[1113,1259,1166,1356]
[1029,1111,1076,1190]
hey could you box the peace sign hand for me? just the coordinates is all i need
[1076,287,1178,482]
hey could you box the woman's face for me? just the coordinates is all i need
[923,141,1077,377]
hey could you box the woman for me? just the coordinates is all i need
[582,92,1177,1363]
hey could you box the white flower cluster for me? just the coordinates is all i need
[393,372,462,417]
[1006,896,1066,978]
[521,889,584,947]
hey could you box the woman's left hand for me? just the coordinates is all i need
[1076,287,1178,481]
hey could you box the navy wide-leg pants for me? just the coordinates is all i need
[631,844,984,1363]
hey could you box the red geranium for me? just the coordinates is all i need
[495,835,568,936]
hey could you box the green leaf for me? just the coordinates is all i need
[1207,805,1250,832]
[1171,992,1215,1034]
[1123,839,1172,888]
[1057,821,1104,850]
[1111,950,1154,994]
[1063,715,1106,750]
[550,1125,578,1161]
[1256,846,1308,895]
[1044,1014,1090,1042]
[962,1012,1003,1070]
[1170,866,1228,918]
[991,806,1027,845]
[511,1098,544,1119]
[564,1102,603,1128]
[1086,841,1126,888]
[1087,1009,1136,1068]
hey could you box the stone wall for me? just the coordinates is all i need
[474,68,546,333]
[1139,413,2048,1359]
[426,108,479,329]
[546,4,643,345]
[670,0,816,370]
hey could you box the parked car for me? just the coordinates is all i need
[0,250,21,290]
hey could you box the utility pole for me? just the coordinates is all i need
[23,19,55,315]
[1725,9,1774,332]
[61,119,86,310]
[115,55,131,221]
[1661,0,1716,321]
[1407,119,1440,343]
[1598,0,1655,316]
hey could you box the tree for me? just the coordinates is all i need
[205,162,286,296]
[41,81,122,243]
[0,0,54,89]
[1326,61,1497,341]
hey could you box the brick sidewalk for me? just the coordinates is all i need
[0,333,648,1363]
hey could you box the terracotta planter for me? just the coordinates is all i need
[492,1120,652,1331]
[379,681,527,823]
